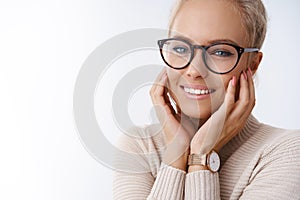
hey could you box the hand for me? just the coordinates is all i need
[150,69,195,170]
[190,68,255,155]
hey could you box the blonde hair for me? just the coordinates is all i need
[168,0,267,49]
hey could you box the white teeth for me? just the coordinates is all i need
[184,87,213,95]
[184,87,190,93]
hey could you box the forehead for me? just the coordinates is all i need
[171,0,247,46]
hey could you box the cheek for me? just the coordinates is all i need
[235,55,249,73]
[226,56,249,86]
[166,67,179,78]
[166,68,181,88]
[221,74,238,93]
[165,68,180,101]
[222,64,246,101]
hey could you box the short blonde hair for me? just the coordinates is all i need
[168,0,267,49]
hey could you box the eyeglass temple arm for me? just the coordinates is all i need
[244,48,260,53]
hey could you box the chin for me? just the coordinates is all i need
[180,103,213,120]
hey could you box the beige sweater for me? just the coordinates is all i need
[113,115,300,199]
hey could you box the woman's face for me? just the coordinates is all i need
[167,0,259,120]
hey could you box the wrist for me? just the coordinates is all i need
[190,143,205,155]
[163,149,189,171]
[169,156,188,171]
[187,150,221,173]
[188,165,209,173]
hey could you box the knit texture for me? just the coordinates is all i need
[113,115,300,199]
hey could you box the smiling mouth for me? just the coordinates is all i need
[181,86,216,95]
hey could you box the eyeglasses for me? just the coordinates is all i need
[157,38,259,74]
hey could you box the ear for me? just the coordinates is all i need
[250,52,263,75]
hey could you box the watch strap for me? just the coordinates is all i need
[188,153,207,166]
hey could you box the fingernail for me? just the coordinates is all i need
[231,76,236,87]
[248,67,253,76]
[243,71,247,80]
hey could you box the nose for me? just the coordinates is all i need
[185,50,208,79]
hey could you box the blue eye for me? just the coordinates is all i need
[212,50,234,57]
[173,46,189,54]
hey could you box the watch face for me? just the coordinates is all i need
[208,151,220,172]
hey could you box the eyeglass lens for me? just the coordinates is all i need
[161,39,239,73]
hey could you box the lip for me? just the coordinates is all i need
[180,84,216,100]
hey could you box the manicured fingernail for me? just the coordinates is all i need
[231,76,236,87]
[248,67,253,76]
[243,71,247,80]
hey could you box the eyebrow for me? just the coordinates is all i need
[171,35,240,46]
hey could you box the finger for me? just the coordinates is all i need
[247,67,256,108]
[223,76,237,113]
[150,70,176,124]
[236,69,255,118]
[229,71,250,119]
[237,71,250,104]
[150,72,168,105]
[154,68,167,84]
[150,69,167,101]
[163,86,176,116]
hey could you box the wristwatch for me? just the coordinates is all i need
[188,150,220,173]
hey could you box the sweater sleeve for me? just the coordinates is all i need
[113,157,186,200]
[185,170,220,199]
[113,127,186,200]
[239,132,300,200]
[113,163,185,200]
[147,163,186,200]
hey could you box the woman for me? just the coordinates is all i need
[113,0,300,199]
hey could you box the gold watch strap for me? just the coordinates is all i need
[188,153,207,166]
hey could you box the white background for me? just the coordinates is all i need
[0,0,299,199]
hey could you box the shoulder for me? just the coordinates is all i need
[116,124,164,152]
[114,124,165,175]
[235,115,300,158]
[248,126,300,194]
[257,123,300,152]
[253,123,300,166]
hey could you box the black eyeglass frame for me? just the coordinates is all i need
[157,38,259,75]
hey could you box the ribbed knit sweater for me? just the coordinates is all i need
[113,115,300,199]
